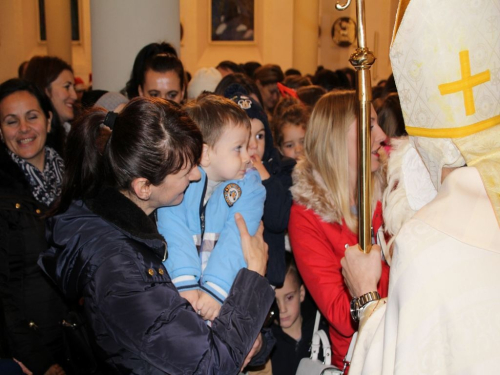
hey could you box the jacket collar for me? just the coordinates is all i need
[290,158,342,224]
[85,187,166,249]
[0,144,32,193]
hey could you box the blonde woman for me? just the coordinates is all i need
[288,90,390,370]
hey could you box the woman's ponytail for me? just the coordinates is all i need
[52,108,109,215]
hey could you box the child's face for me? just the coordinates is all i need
[279,123,305,161]
[248,118,266,160]
[275,271,305,330]
[202,123,251,182]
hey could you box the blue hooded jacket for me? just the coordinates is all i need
[157,168,265,302]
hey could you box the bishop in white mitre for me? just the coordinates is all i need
[342,0,500,373]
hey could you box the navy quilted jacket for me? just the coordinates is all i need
[38,188,275,374]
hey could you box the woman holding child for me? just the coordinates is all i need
[38,97,275,374]
[288,90,391,370]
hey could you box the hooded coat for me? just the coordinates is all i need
[39,187,275,374]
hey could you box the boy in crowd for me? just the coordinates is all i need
[157,94,265,321]
[270,252,323,375]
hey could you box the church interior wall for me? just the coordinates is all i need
[0,0,397,87]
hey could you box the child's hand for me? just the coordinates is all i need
[250,154,270,181]
[180,289,200,311]
[195,291,221,321]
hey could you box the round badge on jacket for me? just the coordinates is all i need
[223,183,242,207]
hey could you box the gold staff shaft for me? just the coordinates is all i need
[336,0,376,253]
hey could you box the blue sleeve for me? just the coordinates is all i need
[201,170,266,302]
[156,182,201,292]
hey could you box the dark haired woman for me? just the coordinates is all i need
[0,79,68,375]
[136,53,186,103]
[253,64,284,116]
[126,45,186,103]
[125,42,178,99]
[24,56,77,155]
[38,97,274,374]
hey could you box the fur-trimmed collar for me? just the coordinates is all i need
[290,158,342,224]
[85,187,165,244]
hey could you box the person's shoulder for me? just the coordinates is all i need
[265,148,296,173]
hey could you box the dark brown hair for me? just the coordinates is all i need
[125,42,178,98]
[284,252,303,287]
[376,93,407,138]
[144,54,185,90]
[24,56,73,93]
[253,64,284,86]
[296,85,326,109]
[54,97,202,214]
[272,103,309,147]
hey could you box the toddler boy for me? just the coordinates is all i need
[157,94,266,321]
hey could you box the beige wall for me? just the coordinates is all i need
[0,0,92,85]
[0,0,397,86]
[180,0,294,76]
[90,0,179,92]
[318,0,398,83]
[180,0,397,82]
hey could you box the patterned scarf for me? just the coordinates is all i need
[8,147,64,206]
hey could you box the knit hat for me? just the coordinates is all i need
[187,67,222,99]
[225,84,274,161]
[94,92,129,112]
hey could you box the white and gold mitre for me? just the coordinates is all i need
[390,0,500,225]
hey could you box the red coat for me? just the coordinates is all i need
[289,201,390,370]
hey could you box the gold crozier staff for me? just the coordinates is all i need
[336,0,375,253]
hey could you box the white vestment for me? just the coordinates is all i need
[350,167,500,374]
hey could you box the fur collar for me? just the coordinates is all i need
[86,187,165,243]
[290,158,342,224]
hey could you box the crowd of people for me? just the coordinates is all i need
[1,2,499,372]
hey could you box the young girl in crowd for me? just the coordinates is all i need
[272,101,309,161]
[38,97,275,374]
[288,90,391,370]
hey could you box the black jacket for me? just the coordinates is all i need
[270,315,321,375]
[0,146,67,375]
[262,143,295,288]
[39,188,275,374]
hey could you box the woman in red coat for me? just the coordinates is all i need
[288,90,390,370]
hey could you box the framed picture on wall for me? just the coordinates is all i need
[210,0,255,42]
[38,0,81,42]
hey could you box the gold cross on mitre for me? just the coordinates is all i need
[438,50,490,116]
[405,48,499,139]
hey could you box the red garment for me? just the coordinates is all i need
[289,201,390,370]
